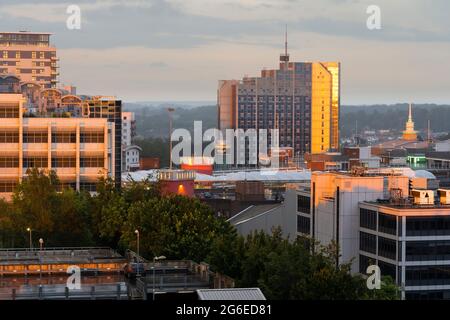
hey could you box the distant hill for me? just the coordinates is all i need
[126,103,450,139]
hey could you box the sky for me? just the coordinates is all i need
[1,0,449,104]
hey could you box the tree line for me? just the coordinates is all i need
[0,168,398,299]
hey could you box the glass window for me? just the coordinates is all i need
[360,208,377,230]
[406,265,450,286]
[360,232,376,254]
[23,131,48,143]
[297,195,310,214]
[406,216,450,237]
[80,157,104,168]
[406,240,450,261]
[379,213,397,235]
[51,157,76,168]
[297,215,310,235]
[0,157,19,168]
[378,236,397,260]
[52,132,76,143]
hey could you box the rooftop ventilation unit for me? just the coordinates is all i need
[411,189,434,205]
[438,189,450,205]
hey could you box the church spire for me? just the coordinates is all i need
[408,102,413,122]
[403,102,417,141]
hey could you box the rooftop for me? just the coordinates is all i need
[228,203,282,225]
[197,288,266,300]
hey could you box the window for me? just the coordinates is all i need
[0,106,19,118]
[80,182,97,192]
[0,181,17,193]
[378,261,396,281]
[23,131,48,143]
[0,131,19,143]
[406,240,450,261]
[80,132,104,143]
[80,157,104,168]
[0,157,19,168]
[52,132,76,143]
[51,157,76,168]
[297,195,310,214]
[359,254,376,274]
[23,157,48,168]
[406,265,450,286]
[360,208,377,230]
[379,213,397,235]
[406,216,450,237]
[297,215,310,235]
[378,236,397,260]
[360,232,376,254]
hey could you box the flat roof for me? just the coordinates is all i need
[228,203,282,225]
[0,32,52,35]
[197,288,266,300]
[361,201,450,216]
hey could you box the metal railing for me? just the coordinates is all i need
[0,283,129,300]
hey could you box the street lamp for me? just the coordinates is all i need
[38,238,44,284]
[134,230,140,277]
[153,255,166,301]
[26,227,32,250]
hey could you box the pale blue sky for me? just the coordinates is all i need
[1,0,449,104]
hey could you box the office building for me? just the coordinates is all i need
[359,189,450,300]
[0,31,58,88]
[0,76,121,199]
[310,171,410,273]
[218,37,340,160]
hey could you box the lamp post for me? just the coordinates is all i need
[134,230,140,277]
[38,238,44,284]
[153,255,166,301]
[26,227,32,250]
[167,108,175,170]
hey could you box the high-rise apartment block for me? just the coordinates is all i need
[218,44,340,158]
[0,32,58,88]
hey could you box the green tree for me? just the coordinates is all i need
[12,168,60,235]
[120,195,232,262]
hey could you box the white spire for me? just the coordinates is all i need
[408,103,413,122]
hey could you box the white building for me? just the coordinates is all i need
[123,145,142,172]
[121,111,140,172]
